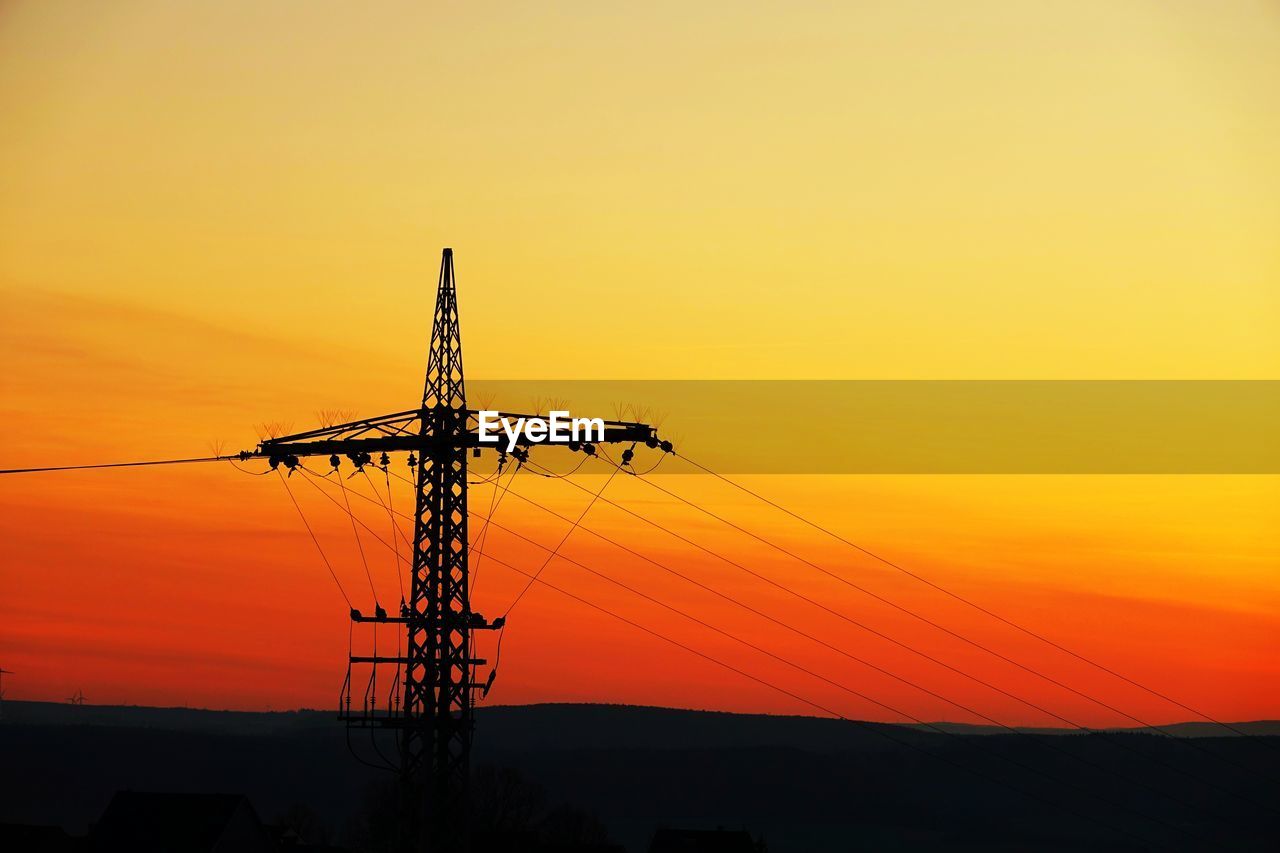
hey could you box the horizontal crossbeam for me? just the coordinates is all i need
[350,655,488,666]
[350,612,505,629]
[249,408,655,460]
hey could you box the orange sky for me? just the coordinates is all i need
[0,291,1275,726]
[1,2,1278,726]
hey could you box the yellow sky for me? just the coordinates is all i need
[1,0,1277,379]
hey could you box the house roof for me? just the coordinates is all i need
[91,791,265,852]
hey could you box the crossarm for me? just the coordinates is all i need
[246,407,657,461]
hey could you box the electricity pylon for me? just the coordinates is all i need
[245,249,656,852]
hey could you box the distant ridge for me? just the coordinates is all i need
[5,699,1277,741]
[3,700,1278,850]
[905,718,1280,738]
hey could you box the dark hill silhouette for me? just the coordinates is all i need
[8,699,1276,742]
[1,701,1276,851]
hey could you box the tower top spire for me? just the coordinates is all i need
[423,248,465,409]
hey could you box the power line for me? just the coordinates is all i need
[275,469,352,609]
[12,444,1258,749]
[15,445,1262,754]
[489,461,622,689]
[525,458,1089,720]
[298,467,401,555]
[602,457,1280,792]
[468,496,1231,826]
[502,461,619,617]
[525,454,591,479]
[292,455,1261,829]
[0,455,233,475]
[42,436,1255,830]
[274,452,1280,821]
[473,544,1161,849]
[470,460,521,595]
[675,451,1280,752]
[334,467,379,605]
[529,459,1280,812]
[361,466,406,604]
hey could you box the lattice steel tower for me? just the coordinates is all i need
[250,249,655,852]
[405,247,472,851]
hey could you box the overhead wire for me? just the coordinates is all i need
[467,467,504,486]
[460,458,517,698]
[592,454,1280,789]
[265,450,1278,824]
[335,466,380,606]
[525,454,591,479]
[469,459,521,595]
[45,427,1126,824]
[629,454,668,476]
[0,455,233,475]
[302,451,1265,825]
[298,465,404,770]
[299,466,401,554]
[467,497,1232,826]
[470,543,1162,850]
[502,459,619,617]
[346,724,397,774]
[384,460,520,597]
[8,448,406,769]
[8,432,1263,756]
[488,458,622,687]
[296,468,407,722]
[275,468,352,609]
[527,457,1280,812]
[360,466,406,604]
[477,524,1209,844]
[18,429,1264,841]
[674,450,1280,753]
